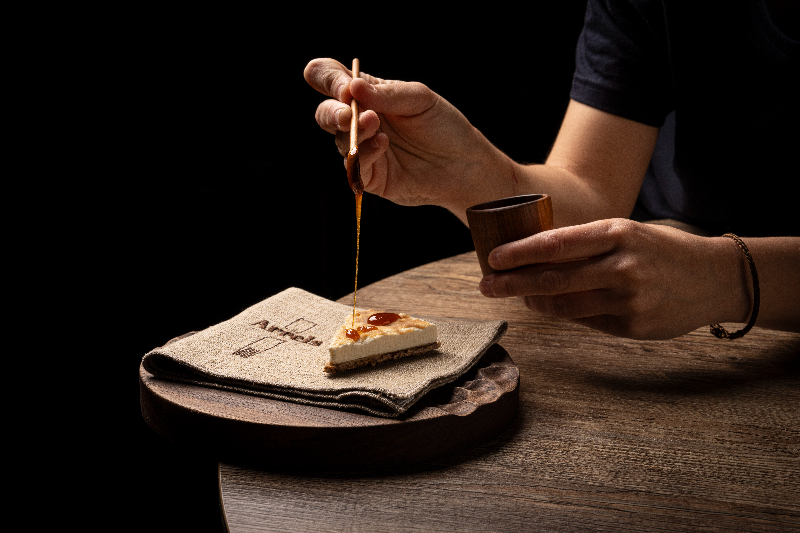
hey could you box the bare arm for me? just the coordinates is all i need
[446,99,660,227]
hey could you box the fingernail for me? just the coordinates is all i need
[479,276,494,297]
[334,80,347,101]
[488,251,501,269]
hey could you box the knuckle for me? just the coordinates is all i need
[538,268,568,294]
[612,257,634,281]
[539,231,565,258]
[610,253,643,285]
[605,218,635,244]
[315,102,329,128]
[323,70,344,97]
[316,101,346,133]
[493,275,512,297]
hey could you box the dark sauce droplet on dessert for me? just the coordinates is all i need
[368,313,401,326]
[345,325,378,342]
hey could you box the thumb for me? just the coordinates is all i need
[350,77,438,117]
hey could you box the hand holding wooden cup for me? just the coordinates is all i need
[466,194,554,276]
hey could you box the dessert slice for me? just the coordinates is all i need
[326,309,440,373]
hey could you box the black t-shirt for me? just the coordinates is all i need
[570,0,799,236]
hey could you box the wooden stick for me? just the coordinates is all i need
[350,58,360,151]
[349,59,363,327]
[345,59,364,195]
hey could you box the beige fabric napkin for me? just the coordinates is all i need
[142,287,507,417]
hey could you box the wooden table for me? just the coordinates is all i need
[218,252,800,532]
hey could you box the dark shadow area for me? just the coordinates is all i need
[581,339,800,396]
[232,405,527,483]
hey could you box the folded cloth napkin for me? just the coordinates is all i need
[142,287,507,418]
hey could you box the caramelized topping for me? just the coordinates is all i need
[344,325,379,342]
[368,312,401,326]
[337,310,431,345]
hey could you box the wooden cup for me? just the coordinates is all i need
[466,194,554,276]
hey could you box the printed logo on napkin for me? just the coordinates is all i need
[142,288,507,417]
[235,318,323,358]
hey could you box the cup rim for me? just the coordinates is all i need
[466,194,549,213]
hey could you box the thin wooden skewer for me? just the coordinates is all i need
[350,58,360,157]
[346,59,364,195]
[348,58,363,327]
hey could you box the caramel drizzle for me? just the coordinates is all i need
[347,58,364,328]
[346,147,363,327]
[353,192,362,327]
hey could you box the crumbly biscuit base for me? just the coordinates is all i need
[324,341,441,373]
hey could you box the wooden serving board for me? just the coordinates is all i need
[139,337,519,471]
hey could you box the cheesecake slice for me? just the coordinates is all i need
[325,309,439,373]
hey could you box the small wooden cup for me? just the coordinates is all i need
[466,194,553,276]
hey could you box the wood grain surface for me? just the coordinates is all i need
[219,251,800,532]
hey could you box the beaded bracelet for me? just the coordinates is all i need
[709,233,760,339]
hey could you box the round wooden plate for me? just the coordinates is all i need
[140,335,519,471]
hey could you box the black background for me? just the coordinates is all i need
[55,4,588,531]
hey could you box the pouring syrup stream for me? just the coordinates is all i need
[346,58,365,327]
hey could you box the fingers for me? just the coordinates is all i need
[314,77,439,139]
[479,257,608,298]
[338,133,390,191]
[304,58,353,101]
[522,290,624,319]
[350,78,438,117]
[304,58,390,102]
[478,220,642,321]
[352,132,390,169]
[488,219,637,271]
[332,110,382,154]
[316,100,349,135]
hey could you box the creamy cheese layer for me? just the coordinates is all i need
[328,309,437,365]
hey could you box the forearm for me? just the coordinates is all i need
[441,100,658,227]
[506,162,638,228]
[442,155,643,228]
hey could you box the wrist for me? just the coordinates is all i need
[440,135,520,223]
[707,235,754,326]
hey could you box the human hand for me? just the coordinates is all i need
[478,219,751,339]
[304,58,510,211]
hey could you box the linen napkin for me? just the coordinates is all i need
[142,287,507,417]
